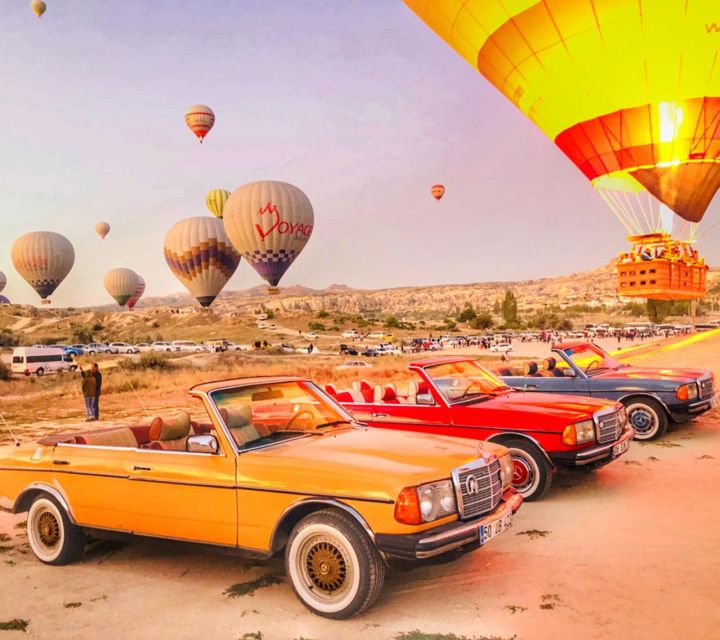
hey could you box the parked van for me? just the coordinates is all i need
[11,347,76,377]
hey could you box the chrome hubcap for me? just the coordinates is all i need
[629,407,655,435]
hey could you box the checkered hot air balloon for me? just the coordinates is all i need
[184,104,215,143]
[164,216,240,308]
[11,231,75,304]
[222,180,314,294]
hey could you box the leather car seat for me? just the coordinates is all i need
[523,362,541,377]
[543,357,564,377]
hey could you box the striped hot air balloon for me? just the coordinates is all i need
[30,0,46,18]
[104,268,139,307]
[405,1,720,226]
[0,271,6,294]
[164,216,240,308]
[96,222,110,239]
[222,180,314,293]
[127,275,145,311]
[184,104,215,143]
[205,189,231,219]
[431,184,445,201]
[11,231,75,304]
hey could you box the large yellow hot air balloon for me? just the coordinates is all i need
[0,271,6,294]
[127,275,145,311]
[222,180,314,293]
[95,222,110,240]
[404,1,720,225]
[184,105,215,143]
[205,189,230,219]
[103,268,139,307]
[30,0,46,18]
[164,216,240,308]
[11,232,74,304]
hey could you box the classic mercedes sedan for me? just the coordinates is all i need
[497,341,718,440]
[0,376,521,620]
[330,357,633,501]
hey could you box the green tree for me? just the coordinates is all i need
[308,321,326,331]
[457,304,477,323]
[646,299,672,323]
[501,290,518,324]
[265,309,275,320]
[470,312,494,330]
[317,310,329,319]
[384,316,401,328]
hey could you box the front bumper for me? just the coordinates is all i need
[668,391,720,422]
[374,488,522,561]
[550,426,634,467]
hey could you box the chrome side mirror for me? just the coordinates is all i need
[416,393,435,406]
[186,434,219,454]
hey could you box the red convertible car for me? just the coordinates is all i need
[329,357,634,501]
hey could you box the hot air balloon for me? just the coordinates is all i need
[95,222,110,240]
[104,268,139,307]
[184,105,215,143]
[431,184,445,201]
[30,0,46,18]
[0,271,6,294]
[164,216,240,307]
[127,275,146,311]
[0,296,10,305]
[11,232,75,304]
[205,189,231,219]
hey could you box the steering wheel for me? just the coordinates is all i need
[585,360,599,373]
[459,380,483,398]
[285,409,315,429]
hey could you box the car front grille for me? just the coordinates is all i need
[699,377,714,400]
[596,410,623,444]
[453,458,502,520]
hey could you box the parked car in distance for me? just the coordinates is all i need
[85,343,112,355]
[339,343,358,356]
[49,345,84,357]
[225,342,251,352]
[279,343,295,354]
[335,356,633,501]
[268,323,277,330]
[361,348,380,357]
[376,343,402,355]
[305,332,319,340]
[152,341,178,352]
[499,341,719,440]
[11,347,77,377]
[172,340,208,353]
[134,343,153,352]
[490,343,513,353]
[0,376,521,619]
[367,331,393,340]
[69,344,88,354]
[341,330,360,339]
[336,360,373,370]
[108,342,140,354]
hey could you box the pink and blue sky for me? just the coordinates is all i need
[1,0,718,307]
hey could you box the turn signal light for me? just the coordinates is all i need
[395,486,422,525]
[562,425,577,445]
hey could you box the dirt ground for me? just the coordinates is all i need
[1,335,719,639]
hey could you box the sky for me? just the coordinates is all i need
[1,0,719,307]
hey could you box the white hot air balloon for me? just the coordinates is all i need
[0,271,6,294]
[11,231,75,304]
[103,268,139,307]
[222,180,314,294]
[184,105,215,142]
[164,216,240,307]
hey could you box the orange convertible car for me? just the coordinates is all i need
[0,376,521,619]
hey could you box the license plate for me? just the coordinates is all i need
[612,440,629,457]
[479,511,512,545]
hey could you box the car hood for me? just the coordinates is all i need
[238,427,506,504]
[592,365,711,383]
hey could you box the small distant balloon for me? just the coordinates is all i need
[205,189,230,219]
[0,295,10,305]
[96,222,110,240]
[184,104,215,143]
[431,184,445,201]
[0,271,6,294]
[11,231,75,304]
[30,0,46,18]
[127,275,145,311]
[103,268,139,307]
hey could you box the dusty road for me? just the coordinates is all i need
[1,335,719,639]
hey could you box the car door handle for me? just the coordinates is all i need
[132,465,152,472]
[523,385,538,391]
[372,413,390,418]
[53,459,70,466]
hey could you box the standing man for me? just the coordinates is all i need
[91,363,102,421]
[79,365,97,421]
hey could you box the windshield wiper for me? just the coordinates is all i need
[315,420,354,429]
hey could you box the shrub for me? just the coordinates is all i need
[124,352,175,371]
[317,310,329,319]
[0,361,10,381]
[0,329,19,348]
[308,322,325,331]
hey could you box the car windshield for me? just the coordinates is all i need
[561,343,622,374]
[210,380,355,451]
[425,360,511,403]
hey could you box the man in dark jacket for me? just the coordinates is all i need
[79,365,97,421]
[91,363,102,420]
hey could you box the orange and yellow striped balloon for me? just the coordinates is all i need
[404,1,720,224]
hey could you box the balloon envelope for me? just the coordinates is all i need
[104,268,139,307]
[11,231,75,302]
[0,271,6,294]
[30,0,46,17]
[222,180,314,288]
[127,275,146,310]
[164,216,240,307]
[96,222,110,240]
[205,189,231,219]
[405,1,720,224]
[184,104,215,142]
[0,295,10,305]
[431,184,445,200]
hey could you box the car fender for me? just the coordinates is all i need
[617,392,671,415]
[269,497,376,554]
[485,432,556,470]
[13,482,75,522]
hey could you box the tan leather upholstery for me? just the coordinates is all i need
[79,428,138,448]
[149,412,191,441]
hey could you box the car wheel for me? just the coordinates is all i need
[69,366,77,372]
[285,508,385,619]
[622,397,668,440]
[504,438,553,501]
[27,494,86,565]
[88,350,95,355]
[36,368,44,377]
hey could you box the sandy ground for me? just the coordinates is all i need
[1,335,719,639]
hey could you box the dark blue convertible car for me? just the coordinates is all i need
[498,341,718,440]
